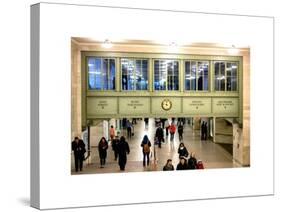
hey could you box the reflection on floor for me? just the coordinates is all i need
[72,118,241,175]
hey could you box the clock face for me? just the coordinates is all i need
[161,99,172,111]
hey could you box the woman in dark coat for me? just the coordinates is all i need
[98,137,108,168]
[176,157,189,170]
[177,142,189,159]
[116,136,130,171]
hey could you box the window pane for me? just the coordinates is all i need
[197,62,203,90]
[220,63,225,90]
[202,62,209,90]
[168,61,179,90]
[154,60,167,90]
[226,62,238,91]
[215,62,226,91]
[121,59,135,90]
[88,58,102,90]
[136,60,148,90]
[110,59,115,90]
[214,62,220,90]
[88,57,116,91]
[185,61,191,90]
[102,59,109,90]
[191,61,196,90]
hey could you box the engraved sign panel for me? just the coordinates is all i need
[119,97,150,115]
[212,98,239,116]
[183,98,212,115]
[87,97,118,116]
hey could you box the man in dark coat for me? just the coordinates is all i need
[71,136,86,172]
[178,123,184,141]
[201,121,205,140]
[112,135,120,161]
[203,122,208,140]
[155,125,164,148]
[116,136,130,171]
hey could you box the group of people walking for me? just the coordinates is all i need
[72,118,206,173]
[101,133,130,171]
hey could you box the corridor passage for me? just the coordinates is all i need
[72,118,241,174]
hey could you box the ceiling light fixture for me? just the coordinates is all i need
[169,42,177,47]
[102,39,113,48]
[228,45,239,54]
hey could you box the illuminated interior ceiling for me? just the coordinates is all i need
[72,37,250,51]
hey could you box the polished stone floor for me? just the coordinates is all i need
[71,118,241,175]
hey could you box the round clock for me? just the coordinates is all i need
[161,99,172,111]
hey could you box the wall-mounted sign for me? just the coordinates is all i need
[212,98,239,117]
[87,97,118,116]
[183,98,212,115]
[119,97,150,115]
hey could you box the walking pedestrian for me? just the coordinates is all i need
[71,136,86,172]
[126,120,132,139]
[169,122,176,141]
[144,118,149,129]
[155,124,164,148]
[141,135,151,167]
[201,121,205,140]
[178,123,184,141]
[109,125,115,141]
[116,136,130,171]
[98,137,108,168]
[203,122,208,140]
[112,134,120,161]
[164,119,170,137]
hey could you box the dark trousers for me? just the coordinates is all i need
[127,127,132,139]
[100,158,106,166]
[179,132,183,141]
[99,152,107,166]
[157,137,163,148]
[114,150,118,160]
[170,132,175,141]
[165,127,169,136]
[74,153,83,172]
[143,152,150,166]
[119,154,127,170]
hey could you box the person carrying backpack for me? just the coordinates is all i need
[141,135,151,167]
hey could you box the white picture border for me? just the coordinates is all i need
[31,2,274,209]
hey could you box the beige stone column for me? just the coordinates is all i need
[71,40,82,139]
